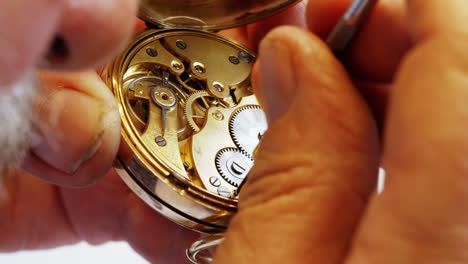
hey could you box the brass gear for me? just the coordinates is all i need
[184,91,212,132]
[176,73,204,94]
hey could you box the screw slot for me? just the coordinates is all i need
[146,48,158,57]
[213,82,224,93]
[229,56,240,65]
[238,51,253,63]
[176,40,187,50]
[217,186,232,198]
[155,136,167,147]
[210,177,221,187]
[212,111,224,121]
[172,61,182,70]
[193,62,206,73]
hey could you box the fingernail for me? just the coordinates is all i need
[258,38,295,123]
[33,85,106,174]
[68,130,104,174]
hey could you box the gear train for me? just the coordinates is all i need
[118,31,268,199]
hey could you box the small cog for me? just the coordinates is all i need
[184,91,211,132]
[176,74,202,94]
[184,91,230,133]
[229,106,268,156]
[215,148,254,187]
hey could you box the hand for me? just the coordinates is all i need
[0,0,138,181]
[214,0,468,263]
[1,2,310,263]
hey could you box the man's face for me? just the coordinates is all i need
[0,0,138,172]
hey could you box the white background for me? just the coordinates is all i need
[0,242,148,264]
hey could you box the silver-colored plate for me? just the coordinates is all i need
[139,0,300,30]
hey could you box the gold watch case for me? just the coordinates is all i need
[106,0,299,233]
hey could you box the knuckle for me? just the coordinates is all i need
[240,159,369,214]
[390,34,468,176]
[227,162,370,262]
[401,33,468,81]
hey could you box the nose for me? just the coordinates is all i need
[0,0,138,86]
[50,0,138,70]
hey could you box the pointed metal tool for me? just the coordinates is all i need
[326,0,379,56]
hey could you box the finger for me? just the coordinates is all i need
[245,0,308,50]
[0,168,198,262]
[346,1,468,263]
[307,0,410,83]
[406,0,468,41]
[0,169,80,251]
[19,71,120,187]
[58,170,199,262]
[219,0,308,50]
[354,80,390,130]
[214,26,379,263]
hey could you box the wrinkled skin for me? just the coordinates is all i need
[3,0,468,264]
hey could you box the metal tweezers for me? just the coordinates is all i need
[326,0,379,56]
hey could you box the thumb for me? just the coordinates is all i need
[213,26,380,264]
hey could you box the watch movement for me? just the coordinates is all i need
[105,0,299,234]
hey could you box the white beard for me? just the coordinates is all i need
[0,72,38,176]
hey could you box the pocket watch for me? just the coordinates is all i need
[104,0,377,262]
[105,0,300,234]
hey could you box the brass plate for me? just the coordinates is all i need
[106,29,268,232]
